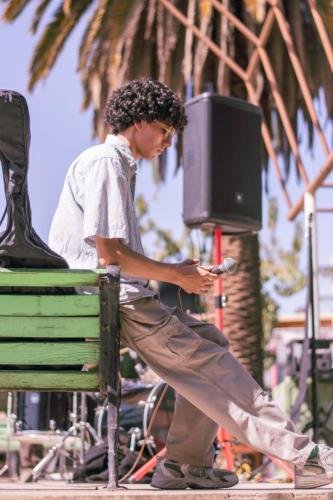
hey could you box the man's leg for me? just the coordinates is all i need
[164,308,231,467]
[120,297,314,468]
[165,394,218,467]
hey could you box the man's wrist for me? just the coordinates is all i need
[158,262,180,286]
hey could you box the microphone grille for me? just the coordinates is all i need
[224,257,238,273]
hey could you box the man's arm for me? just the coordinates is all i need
[95,236,217,295]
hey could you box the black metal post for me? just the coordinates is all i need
[99,265,120,489]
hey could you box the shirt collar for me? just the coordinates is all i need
[105,134,137,172]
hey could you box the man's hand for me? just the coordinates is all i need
[175,259,218,295]
[95,236,218,294]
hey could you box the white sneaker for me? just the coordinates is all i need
[295,444,333,489]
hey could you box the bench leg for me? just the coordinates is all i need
[100,267,121,489]
[107,387,118,489]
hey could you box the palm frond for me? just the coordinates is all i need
[217,0,231,94]
[63,0,72,17]
[156,2,178,82]
[28,0,94,90]
[317,0,333,35]
[157,3,166,80]
[2,0,32,21]
[78,0,109,72]
[99,0,139,87]
[286,0,307,70]
[183,0,195,83]
[31,0,53,34]
[163,13,182,87]
[79,0,119,100]
[145,0,157,39]
[116,2,147,86]
[6,0,331,161]
[243,0,266,23]
[79,0,148,136]
[193,1,213,94]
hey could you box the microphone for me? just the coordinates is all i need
[209,257,238,275]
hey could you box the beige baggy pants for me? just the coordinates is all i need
[119,296,314,468]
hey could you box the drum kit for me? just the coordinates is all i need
[0,364,175,482]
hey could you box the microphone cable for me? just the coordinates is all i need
[0,197,9,227]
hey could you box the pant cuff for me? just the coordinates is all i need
[165,449,214,468]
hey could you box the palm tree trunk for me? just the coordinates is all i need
[221,233,264,386]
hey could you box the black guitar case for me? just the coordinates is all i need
[0,90,71,293]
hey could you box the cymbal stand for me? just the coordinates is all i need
[0,392,19,478]
[26,392,103,482]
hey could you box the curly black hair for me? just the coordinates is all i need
[105,78,187,133]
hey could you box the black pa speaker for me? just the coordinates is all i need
[182,93,262,234]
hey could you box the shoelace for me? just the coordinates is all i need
[318,445,333,467]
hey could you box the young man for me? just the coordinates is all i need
[49,78,333,490]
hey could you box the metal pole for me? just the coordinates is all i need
[80,392,87,464]
[304,192,320,339]
[214,227,234,470]
[304,192,319,440]
[214,227,223,329]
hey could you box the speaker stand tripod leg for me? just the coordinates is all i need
[127,447,166,483]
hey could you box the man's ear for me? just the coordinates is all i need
[134,121,143,131]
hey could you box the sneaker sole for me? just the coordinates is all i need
[295,473,331,489]
[151,480,187,489]
[151,478,239,490]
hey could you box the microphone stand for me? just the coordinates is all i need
[307,212,319,441]
[303,190,321,441]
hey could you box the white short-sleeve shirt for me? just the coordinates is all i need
[49,134,155,303]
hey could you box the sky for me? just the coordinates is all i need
[0,4,332,317]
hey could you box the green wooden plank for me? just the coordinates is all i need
[0,268,105,287]
[0,295,99,316]
[0,370,99,391]
[0,317,99,338]
[0,342,99,365]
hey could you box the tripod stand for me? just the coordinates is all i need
[25,392,103,482]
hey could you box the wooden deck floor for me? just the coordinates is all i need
[0,481,332,499]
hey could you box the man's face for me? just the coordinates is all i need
[133,121,175,160]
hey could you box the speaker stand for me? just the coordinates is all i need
[213,227,234,470]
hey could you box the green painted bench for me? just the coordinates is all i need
[0,267,120,487]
